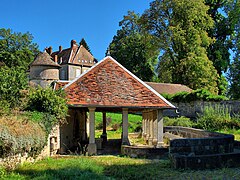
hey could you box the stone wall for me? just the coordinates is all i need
[121,145,168,159]
[166,126,234,155]
[163,100,240,118]
[165,126,240,169]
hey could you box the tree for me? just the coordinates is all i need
[228,0,240,99]
[79,38,92,54]
[0,66,28,109]
[0,28,39,70]
[141,0,219,94]
[204,0,236,95]
[108,11,160,82]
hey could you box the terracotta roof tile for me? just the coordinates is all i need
[54,81,69,90]
[145,82,192,95]
[64,56,175,109]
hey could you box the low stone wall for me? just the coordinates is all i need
[171,152,240,169]
[165,126,240,169]
[163,100,240,118]
[165,126,234,155]
[121,145,168,159]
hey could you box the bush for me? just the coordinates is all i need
[163,116,195,127]
[26,87,68,131]
[196,105,240,131]
[162,89,228,103]
[0,116,46,160]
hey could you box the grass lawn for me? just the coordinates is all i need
[1,156,240,179]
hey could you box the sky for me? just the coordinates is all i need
[0,0,153,60]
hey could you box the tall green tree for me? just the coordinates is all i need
[204,0,236,95]
[228,0,240,99]
[108,11,160,82]
[79,38,92,54]
[0,66,28,108]
[0,28,39,70]
[141,0,219,94]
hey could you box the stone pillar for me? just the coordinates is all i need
[88,107,97,155]
[101,111,107,144]
[142,111,146,139]
[152,110,158,147]
[122,108,130,145]
[157,109,164,148]
[146,111,150,143]
[148,110,153,146]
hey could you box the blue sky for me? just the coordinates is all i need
[1,0,152,60]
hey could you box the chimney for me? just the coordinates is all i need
[54,55,58,63]
[71,40,77,48]
[59,45,62,52]
[46,46,52,55]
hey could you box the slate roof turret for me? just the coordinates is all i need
[30,51,60,67]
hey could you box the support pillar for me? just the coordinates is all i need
[153,110,158,147]
[157,109,164,148]
[122,108,130,145]
[88,107,97,155]
[146,111,150,144]
[142,111,147,139]
[148,110,153,146]
[101,111,107,144]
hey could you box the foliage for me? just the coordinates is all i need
[196,105,240,131]
[79,38,92,54]
[0,116,46,163]
[205,0,239,94]
[108,11,160,82]
[163,116,195,127]
[0,28,39,70]
[141,0,219,93]
[228,0,240,99]
[0,66,28,109]
[0,156,238,179]
[27,87,68,122]
[161,89,228,103]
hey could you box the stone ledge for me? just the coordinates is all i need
[121,145,168,159]
[170,151,240,169]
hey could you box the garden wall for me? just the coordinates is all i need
[163,100,240,118]
[166,126,240,169]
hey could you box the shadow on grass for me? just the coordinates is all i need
[12,156,240,180]
[15,167,108,180]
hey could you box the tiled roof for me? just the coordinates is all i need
[145,82,192,95]
[30,52,60,67]
[52,45,95,66]
[54,81,69,90]
[63,56,175,109]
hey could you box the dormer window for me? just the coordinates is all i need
[82,60,84,63]
[90,60,92,63]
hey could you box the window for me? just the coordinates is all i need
[60,70,65,80]
[76,69,81,77]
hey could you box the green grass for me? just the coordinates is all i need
[219,129,240,141]
[2,156,240,179]
[95,112,142,133]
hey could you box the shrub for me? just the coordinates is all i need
[196,105,239,131]
[162,89,228,103]
[163,116,195,127]
[0,116,46,160]
[26,87,68,131]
